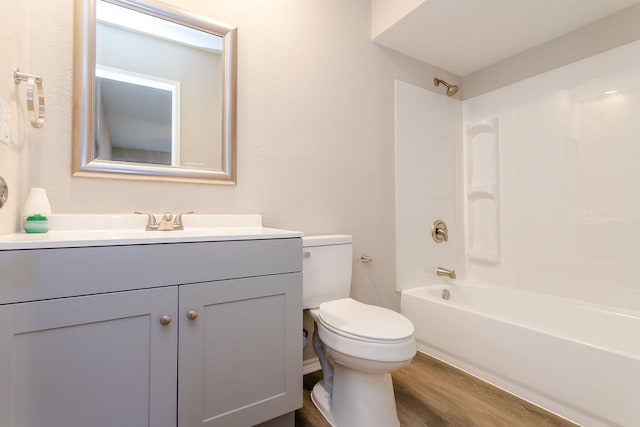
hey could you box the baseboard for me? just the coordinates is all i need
[303,357,321,375]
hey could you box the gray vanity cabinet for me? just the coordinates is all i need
[0,237,302,427]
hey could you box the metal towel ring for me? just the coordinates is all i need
[14,68,45,128]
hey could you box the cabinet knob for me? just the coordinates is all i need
[187,310,198,321]
[159,315,171,326]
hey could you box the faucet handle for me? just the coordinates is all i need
[135,211,158,231]
[173,211,194,230]
[432,219,448,243]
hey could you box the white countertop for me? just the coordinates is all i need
[0,214,302,250]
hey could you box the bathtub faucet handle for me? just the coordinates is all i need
[432,219,448,243]
[435,266,456,279]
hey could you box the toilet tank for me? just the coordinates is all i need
[302,235,353,309]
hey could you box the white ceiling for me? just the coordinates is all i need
[373,0,640,76]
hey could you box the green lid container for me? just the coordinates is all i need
[24,215,49,234]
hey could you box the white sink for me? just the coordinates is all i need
[0,214,302,250]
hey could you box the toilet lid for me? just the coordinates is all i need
[318,298,414,342]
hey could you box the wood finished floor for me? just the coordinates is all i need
[295,351,578,427]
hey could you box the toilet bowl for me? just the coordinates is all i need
[303,235,416,427]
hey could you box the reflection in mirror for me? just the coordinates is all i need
[96,65,179,166]
[73,0,237,184]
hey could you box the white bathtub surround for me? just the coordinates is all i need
[462,40,640,311]
[401,282,640,427]
[397,40,640,309]
[394,80,463,290]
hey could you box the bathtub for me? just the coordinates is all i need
[401,282,640,427]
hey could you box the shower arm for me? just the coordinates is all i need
[433,77,459,97]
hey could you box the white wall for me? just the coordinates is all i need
[463,40,640,311]
[1,0,459,311]
[370,0,425,39]
[0,0,28,234]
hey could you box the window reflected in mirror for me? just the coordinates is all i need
[95,66,178,166]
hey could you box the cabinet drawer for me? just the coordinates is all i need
[0,238,302,304]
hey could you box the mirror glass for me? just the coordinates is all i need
[73,0,237,184]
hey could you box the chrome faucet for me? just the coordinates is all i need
[158,212,175,231]
[435,266,456,279]
[135,211,193,231]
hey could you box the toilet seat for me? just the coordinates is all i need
[315,298,416,363]
[318,298,414,342]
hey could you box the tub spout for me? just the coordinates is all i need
[436,266,456,279]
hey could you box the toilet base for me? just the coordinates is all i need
[311,363,400,427]
[310,380,335,426]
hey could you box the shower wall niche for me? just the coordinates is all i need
[465,118,499,263]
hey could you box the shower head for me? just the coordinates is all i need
[433,78,459,97]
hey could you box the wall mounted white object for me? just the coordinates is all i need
[465,118,500,263]
[13,68,45,128]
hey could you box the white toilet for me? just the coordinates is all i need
[303,235,416,427]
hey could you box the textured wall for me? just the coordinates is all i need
[0,0,27,234]
[8,0,458,310]
[370,0,425,39]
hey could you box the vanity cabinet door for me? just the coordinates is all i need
[0,287,178,427]
[178,273,302,427]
